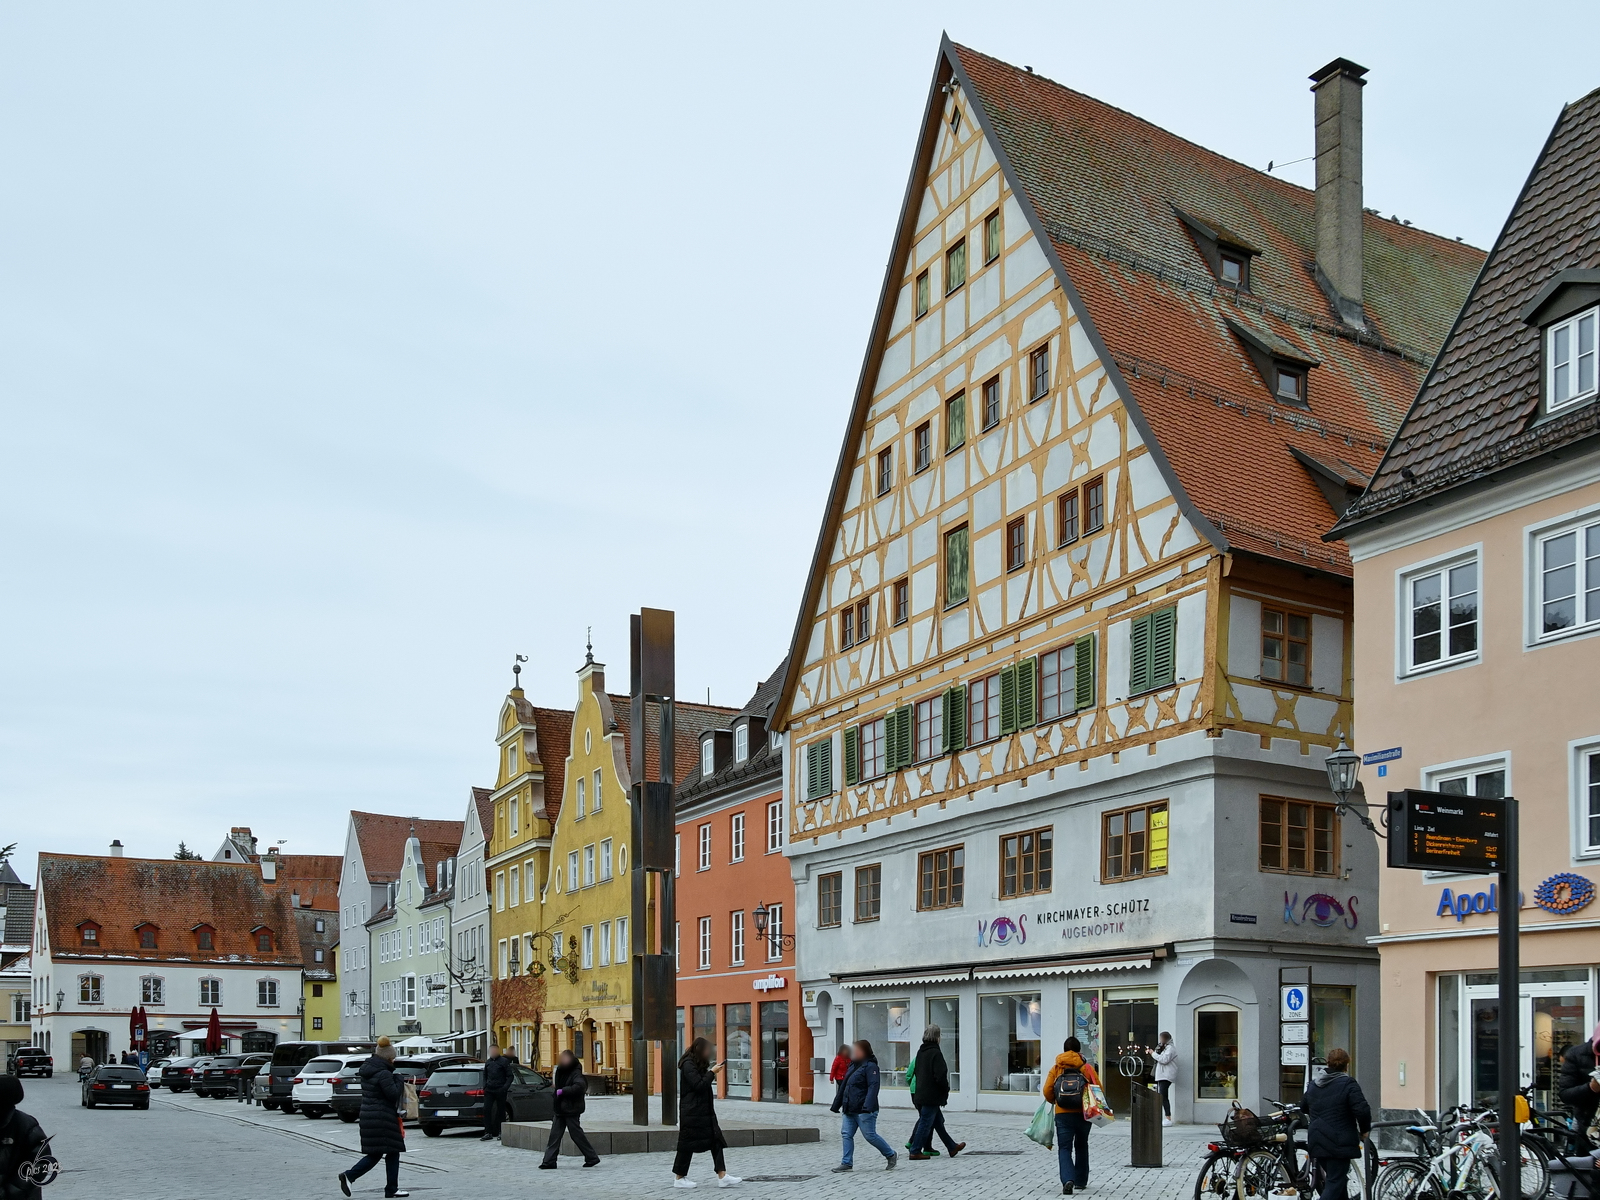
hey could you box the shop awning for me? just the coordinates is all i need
[837,970,972,990]
[972,954,1153,981]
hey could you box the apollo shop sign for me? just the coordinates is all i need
[1437,873,1596,922]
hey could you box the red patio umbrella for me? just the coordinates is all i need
[204,1007,223,1054]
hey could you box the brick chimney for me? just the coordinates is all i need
[1310,57,1368,327]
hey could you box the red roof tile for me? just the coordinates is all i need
[351,812,464,888]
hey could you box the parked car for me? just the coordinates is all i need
[198,1053,271,1098]
[418,1062,552,1137]
[9,1048,52,1078]
[161,1057,202,1091]
[82,1064,152,1109]
[291,1054,368,1118]
[265,1040,375,1113]
[331,1052,475,1124]
[144,1057,172,1088]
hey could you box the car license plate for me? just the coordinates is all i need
[114,1084,132,1089]
[434,1109,458,1117]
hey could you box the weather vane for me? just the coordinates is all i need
[585,626,593,665]
[513,653,527,688]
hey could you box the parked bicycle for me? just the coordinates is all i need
[1372,1105,1548,1200]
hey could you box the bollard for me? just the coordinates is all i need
[1129,1082,1163,1168]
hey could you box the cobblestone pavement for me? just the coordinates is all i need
[24,1073,1217,1199]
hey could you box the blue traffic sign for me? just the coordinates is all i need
[1281,985,1308,1021]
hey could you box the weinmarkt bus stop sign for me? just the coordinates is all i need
[1386,790,1504,873]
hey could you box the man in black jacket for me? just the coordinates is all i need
[1301,1048,1371,1200]
[0,1077,50,1200]
[338,1039,409,1199]
[481,1044,511,1142]
[907,1025,965,1160]
[539,1050,600,1169]
[1556,1029,1600,1155]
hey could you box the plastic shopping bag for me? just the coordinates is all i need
[1082,1083,1114,1128]
[1026,1100,1056,1149]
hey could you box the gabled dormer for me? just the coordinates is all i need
[1174,205,1261,291]
[77,919,101,947]
[250,925,275,954]
[192,922,217,952]
[1521,268,1600,415]
[1227,317,1319,408]
[134,921,160,950]
[698,728,733,778]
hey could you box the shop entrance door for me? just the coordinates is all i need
[1467,984,1589,1111]
[1100,998,1160,1113]
[760,1001,789,1101]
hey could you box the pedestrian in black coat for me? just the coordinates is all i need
[0,1078,49,1200]
[1557,1029,1600,1155]
[672,1037,741,1187]
[907,1025,965,1159]
[481,1044,512,1141]
[539,1050,600,1170]
[1301,1048,1371,1200]
[338,1038,408,1198]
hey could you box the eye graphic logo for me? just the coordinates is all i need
[1283,892,1359,930]
[1534,873,1595,915]
[976,915,1027,947]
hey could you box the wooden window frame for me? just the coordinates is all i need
[967,671,1001,745]
[984,210,1001,263]
[817,872,843,928]
[982,375,1000,430]
[1261,605,1312,688]
[1007,516,1027,572]
[946,392,966,453]
[1000,826,1054,898]
[859,717,886,781]
[854,863,882,922]
[840,607,854,649]
[1030,344,1050,401]
[1083,476,1106,534]
[916,270,930,319]
[876,448,893,496]
[944,524,970,608]
[893,578,909,626]
[1102,800,1169,883]
[914,695,943,762]
[1258,796,1339,877]
[1275,365,1306,404]
[856,599,870,645]
[917,844,966,911]
[914,422,932,473]
[946,239,967,294]
[1058,490,1079,546]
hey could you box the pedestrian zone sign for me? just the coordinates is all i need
[1281,985,1308,1022]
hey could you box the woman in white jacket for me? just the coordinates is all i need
[1151,1032,1177,1126]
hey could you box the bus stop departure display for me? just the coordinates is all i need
[1387,790,1505,873]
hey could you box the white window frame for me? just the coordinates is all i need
[731,909,745,965]
[141,975,164,1005]
[1571,735,1600,861]
[1420,752,1512,878]
[765,903,784,962]
[600,839,613,881]
[767,800,785,853]
[730,812,745,862]
[599,920,611,967]
[1547,306,1599,412]
[616,917,628,964]
[1529,511,1600,644]
[257,978,279,1008]
[577,776,586,818]
[508,865,520,908]
[698,823,711,871]
[735,723,749,762]
[506,742,518,775]
[698,916,712,970]
[1396,547,1482,677]
[702,738,715,777]
[568,850,580,887]
[583,845,596,888]
[593,770,602,811]
[199,978,221,1006]
[524,859,537,901]
[508,796,520,837]
[581,925,594,970]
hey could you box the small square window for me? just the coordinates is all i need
[982,376,1000,429]
[914,422,932,473]
[916,271,930,319]
[1030,345,1050,400]
[1220,253,1245,287]
[1084,477,1106,534]
[876,449,892,496]
[854,864,882,922]
[1261,607,1311,687]
[856,600,870,644]
[1406,557,1479,671]
[946,239,967,293]
[917,845,965,910]
[817,873,843,927]
[1059,491,1080,546]
[893,579,909,626]
[1276,367,1304,403]
[1007,517,1027,571]
[946,392,966,452]
[984,210,1001,263]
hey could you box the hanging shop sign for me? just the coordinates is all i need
[752,975,787,993]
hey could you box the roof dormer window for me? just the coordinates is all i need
[80,923,99,945]
[701,737,715,777]
[1220,251,1247,288]
[735,723,749,763]
[1549,307,1598,412]
[1276,366,1305,403]
[137,923,158,950]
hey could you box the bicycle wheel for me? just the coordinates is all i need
[1196,1149,1242,1200]
[1373,1159,1442,1200]
[1237,1149,1296,1200]
[1476,1141,1552,1200]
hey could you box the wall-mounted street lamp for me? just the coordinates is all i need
[1324,736,1385,837]
[55,990,64,1010]
[751,903,796,953]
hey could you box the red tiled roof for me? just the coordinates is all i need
[472,786,495,842]
[949,42,1486,573]
[39,853,303,965]
[265,853,342,912]
[350,812,464,888]
[608,694,739,790]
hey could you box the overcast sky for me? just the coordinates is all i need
[3,1,1594,878]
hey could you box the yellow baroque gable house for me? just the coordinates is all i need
[486,645,734,1086]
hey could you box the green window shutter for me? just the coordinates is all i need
[942,685,967,753]
[892,706,914,768]
[1017,657,1038,728]
[1151,606,1177,688]
[805,744,818,799]
[843,726,860,786]
[998,664,1018,735]
[1074,634,1097,710]
[820,737,833,795]
[1129,613,1152,695]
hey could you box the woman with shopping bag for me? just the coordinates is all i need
[1041,1037,1104,1195]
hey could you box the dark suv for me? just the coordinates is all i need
[265,1040,374,1113]
[331,1053,474,1124]
[198,1053,271,1098]
[418,1062,552,1137]
[9,1048,52,1078]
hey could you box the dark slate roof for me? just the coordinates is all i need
[4,882,36,945]
[1335,88,1600,532]
[950,42,1486,572]
[676,658,788,806]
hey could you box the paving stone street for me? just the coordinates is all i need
[26,1074,1218,1200]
